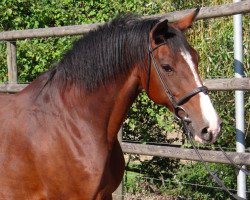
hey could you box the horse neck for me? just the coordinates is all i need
[105,68,141,145]
[62,68,141,147]
[22,67,141,148]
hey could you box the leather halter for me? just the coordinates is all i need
[146,40,208,121]
[146,40,249,200]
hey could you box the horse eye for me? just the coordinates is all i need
[162,64,173,72]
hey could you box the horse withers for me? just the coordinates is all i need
[0,9,221,200]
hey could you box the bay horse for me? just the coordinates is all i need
[0,10,221,200]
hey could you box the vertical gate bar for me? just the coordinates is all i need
[233,0,246,199]
[7,41,17,83]
[113,127,124,200]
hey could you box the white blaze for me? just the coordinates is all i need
[180,50,202,87]
[180,49,220,133]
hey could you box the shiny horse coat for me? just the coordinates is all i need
[0,11,220,200]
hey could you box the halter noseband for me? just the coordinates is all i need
[146,40,208,121]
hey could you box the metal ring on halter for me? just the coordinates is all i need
[174,106,191,123]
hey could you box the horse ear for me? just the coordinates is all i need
[171,8,200,31]
[152,19,169,43]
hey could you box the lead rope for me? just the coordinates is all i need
[181,119,247,200]
[218,145,250,176]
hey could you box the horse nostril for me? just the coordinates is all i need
[201,127,212,141]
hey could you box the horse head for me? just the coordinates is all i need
[140,9,221,144]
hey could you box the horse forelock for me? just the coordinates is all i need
[52,14,159,91]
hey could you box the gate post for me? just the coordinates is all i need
[7,41,17,83]
[113,127,124,200]
[233,0,246,199]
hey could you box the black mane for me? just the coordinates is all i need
[52,14,159,91]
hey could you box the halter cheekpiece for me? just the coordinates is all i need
[146,39,208,121]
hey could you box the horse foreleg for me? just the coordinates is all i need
[95,139,124,200]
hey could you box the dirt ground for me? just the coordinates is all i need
[124,194,180,200]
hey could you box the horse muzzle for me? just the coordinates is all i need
[195,120,222,144]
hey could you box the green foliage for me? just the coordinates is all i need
[140,157,180,185]
[124,171,140,193]
[0,0,249,199]
[16,37,76,83]
[123,93,180,143]
[124,161,250,199]
[174,162,238,200]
